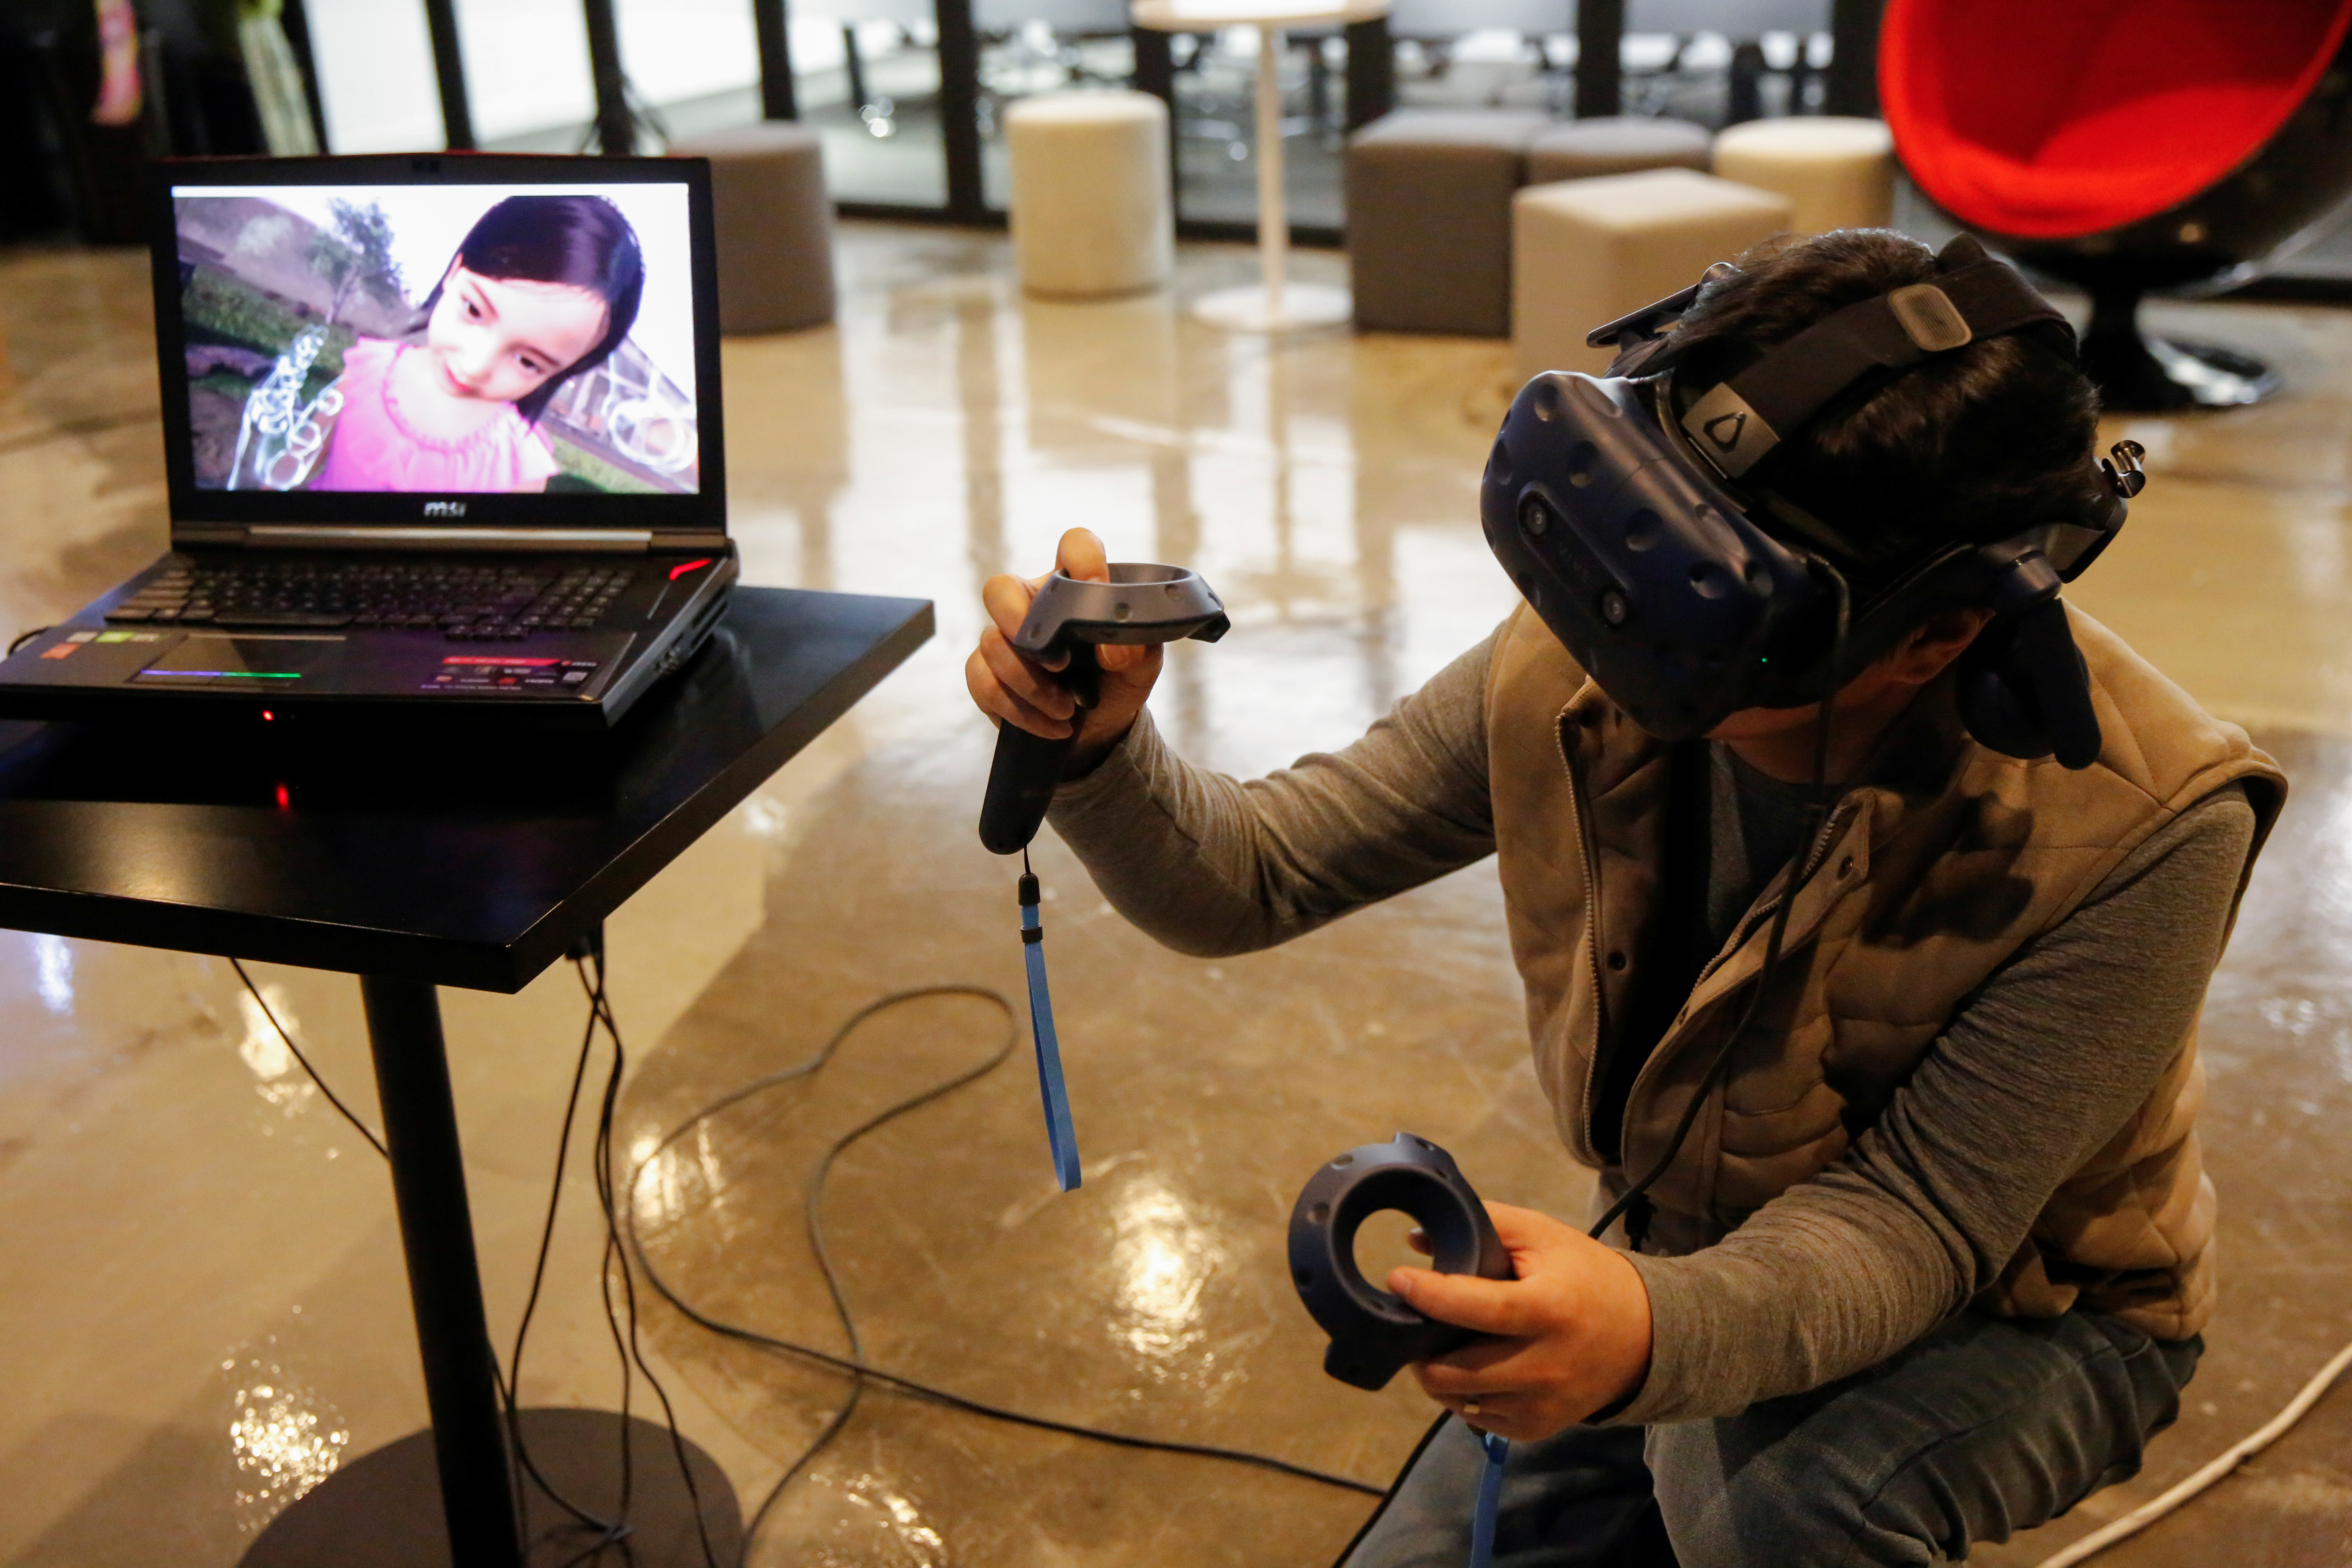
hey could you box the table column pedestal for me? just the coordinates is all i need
[1193,24,1352,333]
[364,975,522,1566]
[240,977,742,1566]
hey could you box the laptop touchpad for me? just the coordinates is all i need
[131,635,340,687]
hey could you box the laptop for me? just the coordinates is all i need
[0,151,737,731]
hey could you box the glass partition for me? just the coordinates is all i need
[1380,0,1833,129]
[1165,24,1353,231]
[1385,0,1573,116]
[789,0,949,207]
[453,0,597,149]
[1625,0,1830,125]
[973,0,1134,210]
[304,0,452,152]
[310,0,1851,227]
[615,0,766,142]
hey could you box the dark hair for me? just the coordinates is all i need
[415,194,644,425]
[1664,229,2105,597]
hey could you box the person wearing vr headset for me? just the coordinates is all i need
[966,229,2285,1566]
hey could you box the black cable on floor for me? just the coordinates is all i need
[243,961,1385,1568]
[621,983,1386,1568]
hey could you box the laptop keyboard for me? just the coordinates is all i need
[103,561,637,641]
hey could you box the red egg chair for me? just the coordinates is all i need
[1881,0,2352,410]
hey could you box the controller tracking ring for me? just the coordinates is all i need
[978,564,1228,858]
[1007,564,1229,656]
[1288,1133,1512,1391]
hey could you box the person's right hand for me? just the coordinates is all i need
[966,528,1163,776]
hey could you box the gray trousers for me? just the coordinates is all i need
[1341,1312,2200,1567]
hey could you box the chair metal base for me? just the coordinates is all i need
[241,1408,742,1567]
[2082,285,2282,411]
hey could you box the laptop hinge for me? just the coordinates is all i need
[232,526,655,552]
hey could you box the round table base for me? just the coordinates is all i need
[1192,282,1352,333]
[241,1408,743,1567]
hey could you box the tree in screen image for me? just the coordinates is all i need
[307,200,405,330]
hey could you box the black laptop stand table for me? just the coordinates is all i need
[0,586,931,1568]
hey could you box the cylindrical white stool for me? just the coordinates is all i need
[1711,116,1896,237]
[1005,90,1173,300]
[668,121,836,335]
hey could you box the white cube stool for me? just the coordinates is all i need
[1005,90,1173,300]
[1711,116,1895,237]
[1514,169,1793,382]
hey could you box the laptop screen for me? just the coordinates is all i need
[148,154,724,535]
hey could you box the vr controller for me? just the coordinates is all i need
[1288,1133,1512,1391]
[977,565,1228,856]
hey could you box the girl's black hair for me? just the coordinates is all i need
[1665,228,2107,600]
[414,194,645,426]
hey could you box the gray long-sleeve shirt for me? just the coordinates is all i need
[1048,627,2255,1425]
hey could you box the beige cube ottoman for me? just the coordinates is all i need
[1005,90,1173,300]
[1711,116,1895,237]
[1513,169,1793,381]
[1347,109,1554,337]
[1526,116,1713,184]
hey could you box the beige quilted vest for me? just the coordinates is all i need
[1485,602,2284,1337]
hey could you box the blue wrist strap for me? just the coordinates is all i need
[1019,871,1082,1192]
[1469,1431,1508,1568]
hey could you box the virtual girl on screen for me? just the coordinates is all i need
[303,195,645,492]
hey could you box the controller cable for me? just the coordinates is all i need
[1584,561,1850,1254]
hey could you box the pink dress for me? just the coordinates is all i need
[308,338,562,492]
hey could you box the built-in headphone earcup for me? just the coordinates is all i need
[1955,599,2103,769]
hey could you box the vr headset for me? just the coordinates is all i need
[1480,234,2147,769]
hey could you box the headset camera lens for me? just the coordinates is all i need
[1520,500,1549,537]
[1600,589,1629,627]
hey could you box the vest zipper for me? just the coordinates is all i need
[1554,705,1612,1168]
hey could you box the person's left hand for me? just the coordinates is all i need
[1387,1202,1655,1443]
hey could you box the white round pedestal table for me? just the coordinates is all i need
[1133,0,1389,332]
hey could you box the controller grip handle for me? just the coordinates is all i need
[978,646,1099,856]
[980,723,1077,855]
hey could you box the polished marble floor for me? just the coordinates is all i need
[0,225,2348,1566]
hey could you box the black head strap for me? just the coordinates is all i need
[1674,236,2073,479]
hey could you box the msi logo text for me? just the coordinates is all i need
[424,501,468,518]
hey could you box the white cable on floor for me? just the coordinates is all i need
[2033,1336,2352,1568]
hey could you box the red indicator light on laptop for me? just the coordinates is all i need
[274,783,290,810]
[261,709,274,721]
[668,557,714,581]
